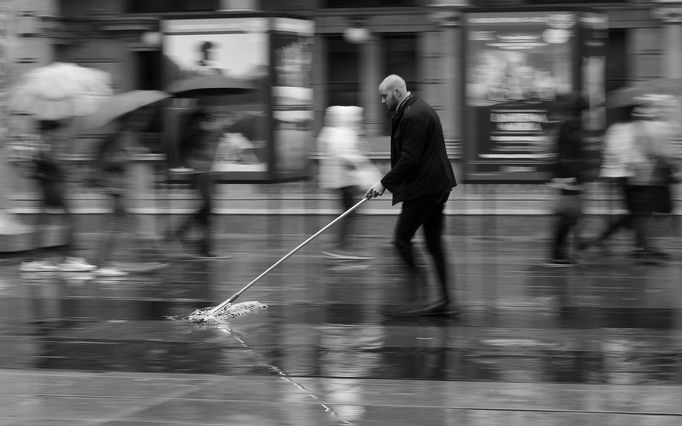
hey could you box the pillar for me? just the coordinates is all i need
[360,36,382,136]
[653,4,682,78]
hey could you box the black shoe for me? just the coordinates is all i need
[382,299,457,317]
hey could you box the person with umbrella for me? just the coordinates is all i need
[82,90,170,275]
[20,120,97,272]
[168,107,220,258]
[10,62,112,272]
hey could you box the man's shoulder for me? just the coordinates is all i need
[403,97,434,116]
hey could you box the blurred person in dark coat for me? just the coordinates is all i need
[545,97,589,267]
[170,107,219,258]
[366,74,457,316]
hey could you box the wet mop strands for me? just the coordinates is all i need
[189,197,370,323]
[189,301,268,323]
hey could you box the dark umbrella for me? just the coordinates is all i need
[165,75,256,97]
[81,90,170,130]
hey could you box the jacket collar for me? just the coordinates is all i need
[393,93,413,119]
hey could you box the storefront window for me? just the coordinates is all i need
[325,0,418,7]
[125,0,219,13]
[326,36,360,107]
[382,33,417,134]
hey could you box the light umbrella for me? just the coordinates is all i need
[9,62,113,120]
[81,90,170,130]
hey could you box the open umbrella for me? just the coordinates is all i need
[606,78,682,108]
[166,75,256,97]
[9,62,113,120]
[81,90,170,130]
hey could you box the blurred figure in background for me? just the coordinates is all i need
[583,105,637,252]
[20,120,96,273]
[366,74,457,316]
[317,105,380,259]
[545,97,589,267]
[169,107,219,258]
[621,96,677,262]
[89,112,148,276]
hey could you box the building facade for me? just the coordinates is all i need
[1,0,680,240]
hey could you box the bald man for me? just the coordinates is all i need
[366,74,457,316]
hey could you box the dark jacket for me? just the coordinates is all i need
[381,96,457,205]
[554,116,587,189]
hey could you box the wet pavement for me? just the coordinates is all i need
[0,218,681,425]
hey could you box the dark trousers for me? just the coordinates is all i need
[175,173,214,255]
[336,185,358,249]
[30,178,75,258]
[551,190,581,260]
[393,191,451,302]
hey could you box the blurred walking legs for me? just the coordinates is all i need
[172,172,215,257]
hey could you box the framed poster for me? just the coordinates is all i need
[162,14,314,183]
[462,9,606,183]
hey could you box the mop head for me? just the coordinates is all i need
[189,301,268,323]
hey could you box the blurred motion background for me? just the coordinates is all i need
[0,0,679,246]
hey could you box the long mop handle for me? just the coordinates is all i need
[209,196,370,315]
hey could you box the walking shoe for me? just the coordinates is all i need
[94,266,128,277]
[20,260,59,272]
[543,258,575,267]
[322,249,375,260]
[57,257,97,272]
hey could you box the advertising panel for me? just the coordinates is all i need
[162,17,270,181]
[271,18,314,181]
[462,10,602,182]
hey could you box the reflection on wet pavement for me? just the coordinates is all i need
[0,233,680,425]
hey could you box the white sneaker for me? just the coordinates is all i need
[94,266,128,277]
[58,257,97,272]
[20,260,59,272]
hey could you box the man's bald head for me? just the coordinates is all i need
[378,74,409,112]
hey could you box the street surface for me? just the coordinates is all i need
[0,217,680,425]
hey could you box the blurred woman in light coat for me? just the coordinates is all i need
[317,106,380,258]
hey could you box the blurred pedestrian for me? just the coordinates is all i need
[89,112,148,276]
[170,107,219,258]
[366,74,457,316]
[545,97,589,266]
[582,105,637,251]
[20,120,96,272]
[622,96,677,261]
[318,105,380,259]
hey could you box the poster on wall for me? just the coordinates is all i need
[162,17,270,181]
[271,18,314,181]
[462,9,605,183]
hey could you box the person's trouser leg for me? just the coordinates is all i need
[195,173,214,255]
[394,192,449,300]
[422,192,450,302]
[552,215,574,260]
[337,186,356,249]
